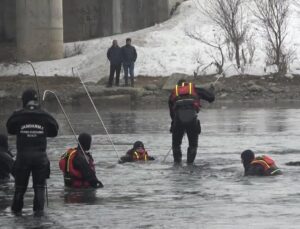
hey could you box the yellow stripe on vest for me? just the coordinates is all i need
[67,150,77,173]
[251,159,270,169]
[134,151,139,160]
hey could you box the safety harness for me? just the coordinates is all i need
[171,82,200,111]
[132,149,149,161]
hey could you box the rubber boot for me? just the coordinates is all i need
[172,146,182,164]
[11,186,27,215]
[130,77,134,88]
[124,75,129,87]
[33,185,45,217]
[187,147,197,164]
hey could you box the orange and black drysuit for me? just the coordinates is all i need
[168,81,215,164]
[59,148,103,188]
[119,141,154,163]
[246,155,281,176]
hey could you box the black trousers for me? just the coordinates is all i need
[172,118,201,164]
[11,153,50,213]
[108,64,121,86]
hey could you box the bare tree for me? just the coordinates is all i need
[187,30,225,75]
[241,32,257,65]
[253,0,290,73]
[195,0,248,68]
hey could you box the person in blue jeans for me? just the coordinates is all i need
[121,38,137,87]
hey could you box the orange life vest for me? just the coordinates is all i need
[59,148,95,188]
[132,149,149,161]
[171,82,200,111]
[251,155,280,175]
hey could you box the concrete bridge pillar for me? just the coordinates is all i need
[16,0,63,61]
[112,0,122,34]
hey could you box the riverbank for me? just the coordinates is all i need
[1,74,300,111]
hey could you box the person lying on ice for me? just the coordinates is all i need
[0,134,14,180]
[119,141,155,163]
[59,133,103,188]
[241,150,282,176]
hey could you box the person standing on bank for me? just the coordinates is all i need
[169,79,215,164]
[107,40,122,87]
[6,89,59,216]
[121,38,137,87]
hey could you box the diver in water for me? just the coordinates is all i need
[241,150,282,176]
[169,79,215,164]
[0,134,14,180]
[6,89,59,216]
[59,133,103,189]
[119,141,155,163]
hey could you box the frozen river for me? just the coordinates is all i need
[1,107,300,228]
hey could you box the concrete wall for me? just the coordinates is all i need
[63,0,113,42]
[0,0,185,43]
[16,0,64,61]
[120,0,168,34]
[1,0,179,43]
[0,0,183,61]
[0,0,16,41]
[63,0,169,42]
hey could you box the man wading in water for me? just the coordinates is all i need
[6,89,59,216]
[59,133,103,189]
[169,79,215,164]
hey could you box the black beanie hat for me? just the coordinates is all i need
[0,134,8,151]
[78,133,92,151]
[22,89,38,107]
[133,141,144,149]
[241,150,255,164]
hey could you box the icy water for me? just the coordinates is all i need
[1,107,300,229]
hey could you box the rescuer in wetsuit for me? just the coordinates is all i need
[6,89,59,216]
[241,150,282,176]
[169,79,215,164]
[59,133,103,189]
[0,134,14,180]
[119,141,155,163]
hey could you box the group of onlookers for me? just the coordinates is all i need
[107,38,137,88]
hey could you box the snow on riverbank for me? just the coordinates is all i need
[0,0,299,82]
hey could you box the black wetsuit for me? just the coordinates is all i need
[169,87,215,163]
[6,102,59,213]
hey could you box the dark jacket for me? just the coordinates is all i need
[6,103,59,154]
[121,44,137,64]
[107,46,122,65]
[73,151,98,183]
[168,87,215,120]
[0,148,14,179]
